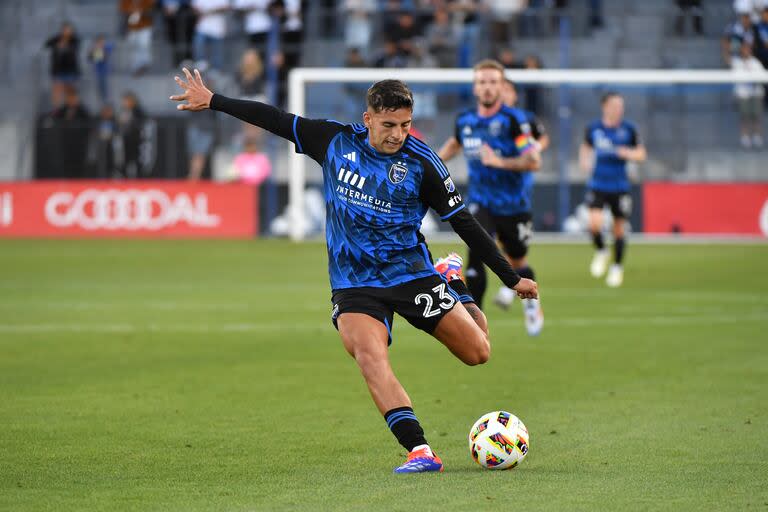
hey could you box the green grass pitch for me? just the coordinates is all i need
[1,239,766,511]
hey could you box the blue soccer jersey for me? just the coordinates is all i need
[584,120,640,194]
[455,105,538,216]
[291,119,466,290]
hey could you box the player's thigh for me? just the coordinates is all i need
[432,305,490,366]
[586,189,605,229]
[331,288,394,354]
[608,192,632,221]
[495,213,533,260]
[336,313,390,361]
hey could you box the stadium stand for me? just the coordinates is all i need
[1,0,765,185]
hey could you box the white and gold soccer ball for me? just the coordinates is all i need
[468,411,529,470]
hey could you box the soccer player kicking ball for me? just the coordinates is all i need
[438,60,544,337]
[579,92,647,287]
[171,69,537,473]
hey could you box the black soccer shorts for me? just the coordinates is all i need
[330,274,461,345]
[470,204,533,260]
[585,189,632,220]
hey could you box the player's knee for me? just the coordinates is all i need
[352,346,389,378]
[463,332,490,366]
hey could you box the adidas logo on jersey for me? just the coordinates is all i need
[337,167,366,189]
[343,151,357,163]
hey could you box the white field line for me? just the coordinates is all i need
[0,301,331,313]
[0,313,766,334]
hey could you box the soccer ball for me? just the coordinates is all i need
[468,411,529,470]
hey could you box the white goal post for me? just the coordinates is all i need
[286,68,768,241]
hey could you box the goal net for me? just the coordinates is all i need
[283,68,768,240]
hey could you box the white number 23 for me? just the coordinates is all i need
[415,283,456,318]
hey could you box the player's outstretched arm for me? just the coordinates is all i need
[170,67,341,164]
[448,210,538,299]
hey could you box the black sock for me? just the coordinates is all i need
[614,238,626,265]
[448,278,474,304]
[592,231,605,250]
[384,406,428,452]
[466,251,486,309]
[516,265,535,281]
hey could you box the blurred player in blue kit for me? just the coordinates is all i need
[439,60,545,336]
[579,92,646,287]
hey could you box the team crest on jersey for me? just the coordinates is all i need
[489,119,502,137]
[388,161,408,184]
[444,177,456,193]
[462,125,472,136]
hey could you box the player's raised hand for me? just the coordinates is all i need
[513,278,538,299]
[170,68,213,111]
[616,146,631,159]
[479,143,502,167]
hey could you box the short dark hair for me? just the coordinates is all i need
[601,91,622,104]
[366,80,414,113]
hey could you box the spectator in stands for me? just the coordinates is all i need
[89,103,118,178]
[445,0,486,67]
[227,132,271,185]
[373,40,408,68]
[161,0,197,66]
[426,6,458,67]
[282,0,304,72]
[234,0,271,55]
[120,0,156,76]
[722,12,755,65]
[237,48,265,98]
[51,89,90,121]
[734,0,765,22]
[731,42,765,148]
[344,0,376,56]
[497,47,524,69]
[488,0,528,45]
[675,0,703,36]
[344,46,367,68]
[87,34,114,103]
[388,10,421,53]
[117,91,148,177]
[192,0,231,70]
[44,22,81,109]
